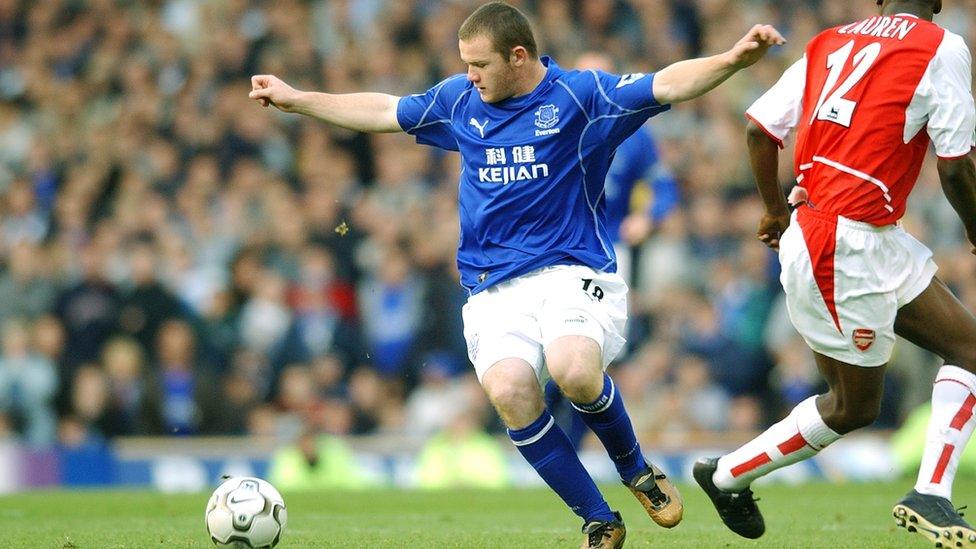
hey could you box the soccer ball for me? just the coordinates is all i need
[205,476,287,548]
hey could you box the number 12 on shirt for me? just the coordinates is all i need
[811,41,882,128]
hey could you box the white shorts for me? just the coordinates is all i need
[779,206,937,367]
[461,265,628,383]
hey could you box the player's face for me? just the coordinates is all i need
[459,35,517,103]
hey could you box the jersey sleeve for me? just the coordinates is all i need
[745,56,807,148]
[396,75,468,151]
[924,32,976,159]
[578,70,671,148]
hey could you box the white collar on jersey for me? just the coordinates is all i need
[893,13,920,18]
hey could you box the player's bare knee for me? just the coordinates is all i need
[943,346,976,374]
[553,362,603,403]
[484,381,543,428]
[822,402,878,434]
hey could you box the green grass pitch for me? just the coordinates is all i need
[1,481,973,548]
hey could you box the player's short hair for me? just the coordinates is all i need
[458,2,538,60]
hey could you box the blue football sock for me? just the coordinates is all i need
[573,374,645,481]
[508,411,615,523]
[544,380,588,450]
[543,379,563,411]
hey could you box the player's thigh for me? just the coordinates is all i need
[812,351,887,432]
[462,287,545,383]
[537,265,628,370]
[895,276,976,370]
[813,351,887,408]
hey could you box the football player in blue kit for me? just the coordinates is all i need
[543,51,681,452]
[250,3,783,547]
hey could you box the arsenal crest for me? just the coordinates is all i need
[852,328,875,351]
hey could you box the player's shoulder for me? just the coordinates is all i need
[556,67,653,101]
[937,28,971,58]
[556,68,601,92]
[433,73,474,96]
[407,74,472,106]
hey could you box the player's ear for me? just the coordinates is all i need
[510,46,527,67]
[933,0,942,14]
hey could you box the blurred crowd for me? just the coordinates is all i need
[0,0,975,453]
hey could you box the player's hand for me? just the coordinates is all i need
[757,210,791,250]
[249,75,302,112]
[620,214,654,246]
[728,24,786,69]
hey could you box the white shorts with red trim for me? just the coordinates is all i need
[461,265,628,383]
[779,206,937,367]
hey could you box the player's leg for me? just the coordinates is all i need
[481,358,625,548]
[697,208,895,538]
[543,379,588,450]
[892,277,976,544]
[541,266,682,528]
[714,352,880,489]
[463,283,623,547]
[696,352,877,538]
[546,334,682,528]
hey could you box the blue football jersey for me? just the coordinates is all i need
[396,57,670,295]
[604,125,680,243]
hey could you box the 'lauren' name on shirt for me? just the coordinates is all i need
[837,16,918,40]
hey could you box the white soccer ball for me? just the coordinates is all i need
[205,476,287,548]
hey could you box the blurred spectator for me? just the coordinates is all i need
[268,429,373,491]
[53,243,120,370]
[237,267,300,369]
[0,241,57,323]
[287,245,362,365]
[0,319,58,445]
[414,406,509,489]
[1,179,48,249]
[116,239,189,357]
[99,337,152,437]
[357,246,424,378]
[402,361,477,438]
[147,319,215,435]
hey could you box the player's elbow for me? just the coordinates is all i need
[746,120,770,141]
[746,120,780,149]
[651,76,676,105]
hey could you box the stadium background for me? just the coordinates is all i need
[0,0,974,493]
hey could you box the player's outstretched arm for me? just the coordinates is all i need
[938,155,976,255]
[652,25,785,104]
[249,75,403,133]
[747,120,790,250]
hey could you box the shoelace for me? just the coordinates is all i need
[587,523,616,547]
[638,473,670,508]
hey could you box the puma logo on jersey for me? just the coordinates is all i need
[469,118,489,138]
[616,73,646,88]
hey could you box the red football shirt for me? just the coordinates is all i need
[747,14,976,226]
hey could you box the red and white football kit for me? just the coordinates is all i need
[747,14,976,367]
